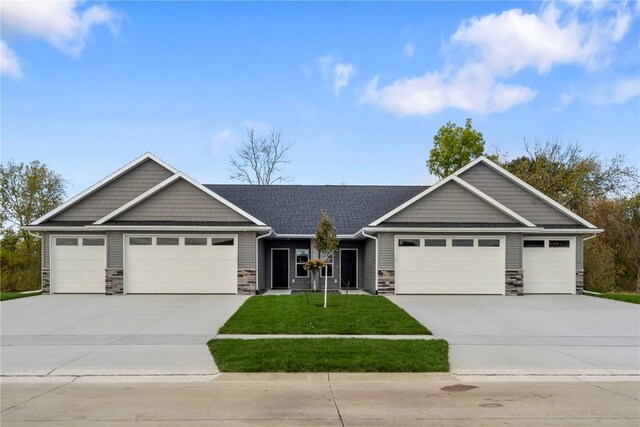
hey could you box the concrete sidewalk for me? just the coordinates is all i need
[2,374,638,426]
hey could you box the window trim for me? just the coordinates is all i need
[55,237,79,246]
[398,238,421,247]
[424,238,447,247]
[295,248,310,278]
[452,238,475,247]
[320,254,335,278]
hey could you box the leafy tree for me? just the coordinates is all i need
[427,118,487,179]
[1,160,66,291]
[312,211,340,308]
[229,127,294,184]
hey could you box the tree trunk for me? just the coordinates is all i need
[324,265,328,308]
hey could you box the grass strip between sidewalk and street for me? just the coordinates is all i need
[208,338,449,372]
[218,294,430,335]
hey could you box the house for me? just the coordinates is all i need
[25,153,602,296]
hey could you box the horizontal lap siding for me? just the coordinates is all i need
[506,234,522,269]
[363,238,376,292]
[386,181,516,224]
[379,233,395,269]
[54,160,173,222]
[576,235,583,269]
[116,179,250,223]
[257,238,266,290]
[108,231,124,268]
[42,232,50,269]
[459,163,578,225]
[238,232,256,269]
[266,240,311,289]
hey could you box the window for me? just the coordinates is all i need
[56,238,78,246]
[130,237,152,245]
[452,239,474,247]
[524,240,545,248]
[424,239,446,247]
[212,238,234,246]
[398,239,420,247]
[478,239,500,247]
[549,240,570,248]
[185,237,207,246]
[296,249,309,277]
[157,237,179,246]
[82,238,104,246]
[321,256,334,277]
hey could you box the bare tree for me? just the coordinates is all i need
[228,127,294,184]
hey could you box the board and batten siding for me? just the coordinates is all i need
[386,180,517,224]
[54,159,174,222]
[106,231,256,270]
[459,163,579,225]
[362,238,376,292]
[115,178,251,223]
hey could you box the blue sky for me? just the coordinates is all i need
[1,1,639,196]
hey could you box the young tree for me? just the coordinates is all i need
[229,127,294,184]
[427,118,487,179]
[312,211,339,308]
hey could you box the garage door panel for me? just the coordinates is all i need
[51,236,106,294]
[396,236,505,295]
[524,239,574,294]
[125,235,237,294]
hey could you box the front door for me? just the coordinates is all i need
[272,249,289,289]
[340,249,357,289]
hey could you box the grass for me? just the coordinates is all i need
[218,294,430,335]
[208,338,449,372]
[0,291,42,301]
[587,292,640,305]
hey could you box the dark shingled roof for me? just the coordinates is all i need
[206,184,428,235]
[378,222,529,228]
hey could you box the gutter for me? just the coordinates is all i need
[359,230,379,294]
[255,229,273,293]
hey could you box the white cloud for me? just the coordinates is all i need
[333,62,356,95]
[610,77,640,104]
[315,55,356,96]
[0,0,118,77]
[0,40,21,78]
[404,43,415,58]
[211,129,234,154]
[362,1,638,116]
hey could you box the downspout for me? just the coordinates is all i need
[28,231,44,292]
[361,230,378,294]
[255,229,273,294]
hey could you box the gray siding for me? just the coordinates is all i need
[238,232,256,269]
[363,238,376,293]
[387,181,517,224]
[107,231,124,268]
[337,241,364,289]
[459,162,579,225]
[576,235,583,269]
[42,232,50,269]
[54,159,173,222]
[378,233,395,269]
[506,233,522,269]
[265,240,312,289]
[257,238,266,290]
[116,178,251,223]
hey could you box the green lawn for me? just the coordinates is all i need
[0,291,42,301]
[208,338,448,372]
[218,294,430,335]
[587,292,640,305]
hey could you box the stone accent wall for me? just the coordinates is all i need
[505,269,524,296]
[238,269,256,294]
[42,269,50,294]
[105,268,124,295]
[576,269,584,294]
[377,269,395,295]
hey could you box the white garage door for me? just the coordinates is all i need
[396,236,505,295]
[523,238,575,294]
[51,236,106,293]
[125,235,237,294]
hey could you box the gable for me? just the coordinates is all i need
[110,177,252,223]
[459,162,580,226]
[51,159,174,222]
[385,180,518,224]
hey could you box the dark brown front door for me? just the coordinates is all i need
[340,250,357,289]
[272,249,289,289]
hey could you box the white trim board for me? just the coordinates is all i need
[31,153,178,225]
[369,175,536,227]
[94,172,266,226]
[454,156,598,229]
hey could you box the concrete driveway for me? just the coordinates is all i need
[1,294,248,376]
[389,295,640,375]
